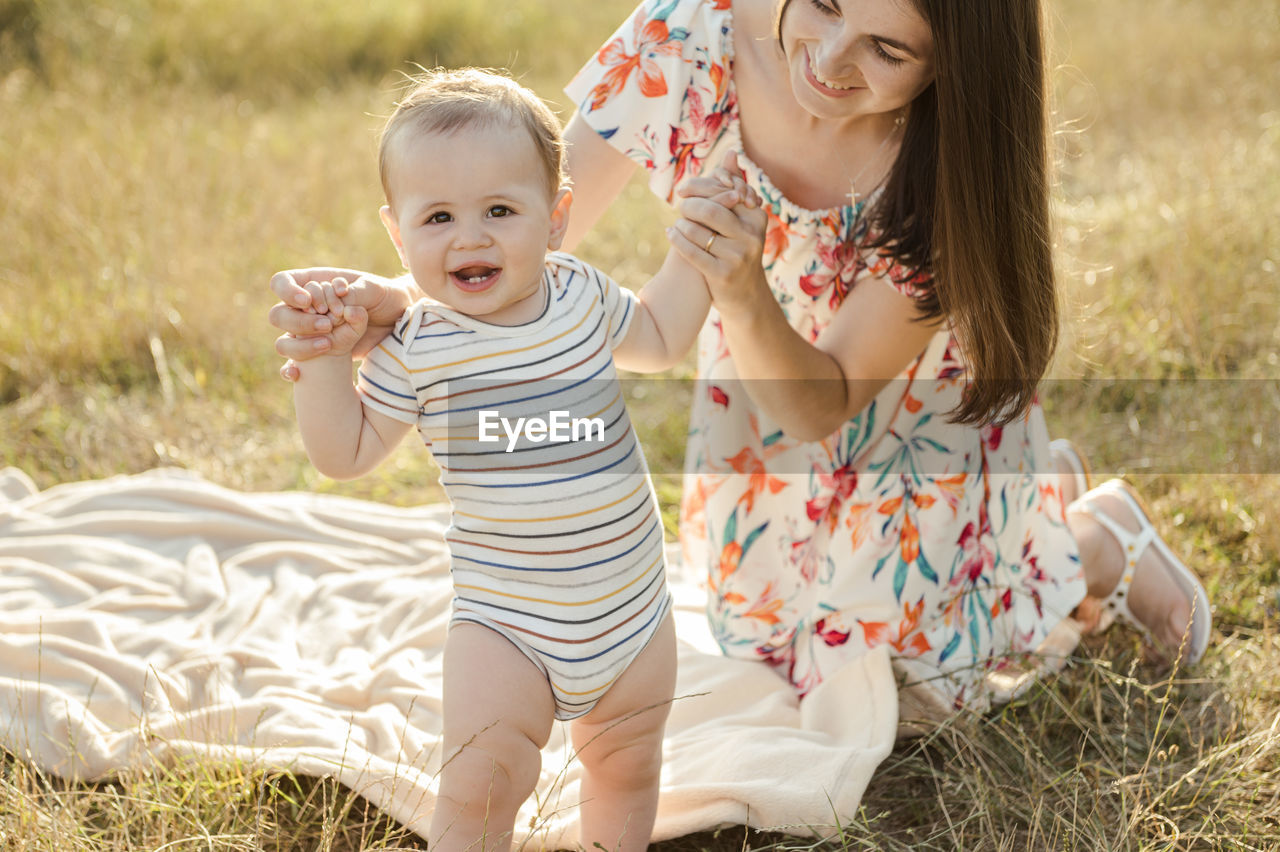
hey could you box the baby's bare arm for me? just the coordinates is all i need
[292,353,412,480]
[613,156,761,373]
[288,295,412,478]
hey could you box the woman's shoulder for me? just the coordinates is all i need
[592,0,732,58]
[567,0,735,112]
[622,0,733,42]
[564,0,740,202]
[857,235,935,302]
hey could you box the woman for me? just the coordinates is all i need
[270,0,1210,717]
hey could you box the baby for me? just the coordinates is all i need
[287,68,756,852]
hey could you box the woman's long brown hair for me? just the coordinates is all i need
[777,0,1057,426]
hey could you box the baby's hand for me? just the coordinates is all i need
[710,158,761,212]
[301,278,350,329]
[270,269,403,380]
[325,304,369,358]
[667,151,769,314]
[307,280,369,358]
[332,276,395,317]
[675,151,761,213]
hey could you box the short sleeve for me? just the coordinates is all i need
[564,0,735,204]
[860,232,935,301]
[356,313,421,425]
[549,252,638,350]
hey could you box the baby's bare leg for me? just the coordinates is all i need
[570,613,677,852]
[431,623,555,852]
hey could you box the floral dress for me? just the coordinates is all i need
[565,0,1087,711]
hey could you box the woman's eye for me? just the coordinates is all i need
[872,41,906,66]
[427,212,452,224]
[807,0,838,16]
[488,205,513,218]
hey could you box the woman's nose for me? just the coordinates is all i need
[813,26,860,79]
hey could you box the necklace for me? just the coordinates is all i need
[841,112,906,207]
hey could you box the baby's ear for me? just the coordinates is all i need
[380,206,409,268]
[546,188,573,252]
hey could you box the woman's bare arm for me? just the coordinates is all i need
[672,161,940,441]
[561,113,639,252]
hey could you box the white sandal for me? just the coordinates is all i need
[1049,438,1092,504]
[1068,479,1211,664]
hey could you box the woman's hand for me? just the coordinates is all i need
[668,151,770,318]
[267,267,414,380]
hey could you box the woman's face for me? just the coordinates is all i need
[778,0,935,122]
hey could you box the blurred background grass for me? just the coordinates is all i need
[1,0,1278,848]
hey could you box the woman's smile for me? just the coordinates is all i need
[802,45,862,97]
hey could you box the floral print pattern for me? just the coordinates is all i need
[566,0,1087,711]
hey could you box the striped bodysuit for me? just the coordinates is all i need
[357,252,671,720]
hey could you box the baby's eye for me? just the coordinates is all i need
[427,211,452,224]
[488,205,513,218]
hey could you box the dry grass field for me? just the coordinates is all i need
[1,0,1278,848]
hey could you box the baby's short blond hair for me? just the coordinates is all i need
[379,67,567,209]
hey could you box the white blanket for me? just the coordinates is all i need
[0,467,897,846]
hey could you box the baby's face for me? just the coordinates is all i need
[380,122,569,325]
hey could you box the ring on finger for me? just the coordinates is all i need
[704,233,717,253]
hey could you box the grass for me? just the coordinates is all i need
[1,756,432,850]
[1,0,1278,848]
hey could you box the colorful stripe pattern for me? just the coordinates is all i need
[358,252,670,719]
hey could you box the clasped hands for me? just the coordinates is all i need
[268,271,403,379]
[667,150,769,316]
[267,150,768,380]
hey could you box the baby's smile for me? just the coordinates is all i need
[451,264,502,292]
